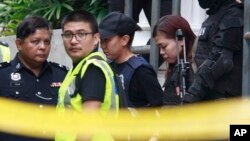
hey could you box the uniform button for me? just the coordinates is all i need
[39,105,44,108]
[37,91,42,95]
[36,79,39,82]
[15,91,19,95]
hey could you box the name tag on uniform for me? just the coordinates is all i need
[50,82,62,87]
[10,81,24,87]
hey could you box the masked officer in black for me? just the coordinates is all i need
[0,16,68,141]
[183,0,244,102]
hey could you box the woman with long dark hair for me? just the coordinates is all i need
[153,15,196,105]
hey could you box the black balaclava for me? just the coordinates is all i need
[198,0,232,15]
[198,0,216,9]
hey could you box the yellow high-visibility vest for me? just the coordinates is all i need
[56,52,119,141]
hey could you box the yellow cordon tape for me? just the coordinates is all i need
[0,97,250,140]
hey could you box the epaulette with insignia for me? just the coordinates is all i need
[0,41,9,47]
[0,61,10,68]
[49,61,69,71]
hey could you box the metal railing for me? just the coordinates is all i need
[124,0,181,71]
[242,0,250,97]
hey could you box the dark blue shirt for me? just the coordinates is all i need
[0,55,68,105]
[0,54,68,141]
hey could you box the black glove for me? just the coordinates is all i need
[182,77,210,103]
[183,83,205,103]
[182,92,200,103]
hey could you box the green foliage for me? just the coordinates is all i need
[0,0,108,36]
[83,0,108,23]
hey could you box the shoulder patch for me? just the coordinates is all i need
[0,61,10,68]
[220,17,243,30]
[49,61,69,71]
[127,56,150,69]
[0,41,9,47]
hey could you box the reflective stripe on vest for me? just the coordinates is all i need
[0,45,10,62]
[55,52,118,141]
[57,52,118,115]
[80,58,118,113]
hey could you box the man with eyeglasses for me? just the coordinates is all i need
[55,10,118,141]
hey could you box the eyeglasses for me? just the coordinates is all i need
[61,32,93,41]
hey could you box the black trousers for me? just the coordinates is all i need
[107,0,172,24]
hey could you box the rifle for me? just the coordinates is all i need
[175,29,190,100]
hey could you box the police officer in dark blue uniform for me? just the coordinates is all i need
[183,0,244,102]
[0,16,68,141]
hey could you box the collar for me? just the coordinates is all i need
[73,47,99,68]
[11,54,51,74]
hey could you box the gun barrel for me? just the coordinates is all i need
[176,29,189,99]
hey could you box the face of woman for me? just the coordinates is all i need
[100,36,123,61]
[154,31,182,64]
[100,35,129,64]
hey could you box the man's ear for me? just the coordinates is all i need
[15,39,22,51]
[94,33,100,46]
[121,35,130,47]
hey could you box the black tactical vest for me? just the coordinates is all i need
[110,55,155,107]
[195,2,243,99]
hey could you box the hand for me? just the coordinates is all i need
[182,92,201,103]
[235,0,242,3]
[176,86,180,96]
[183,80,206,103]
